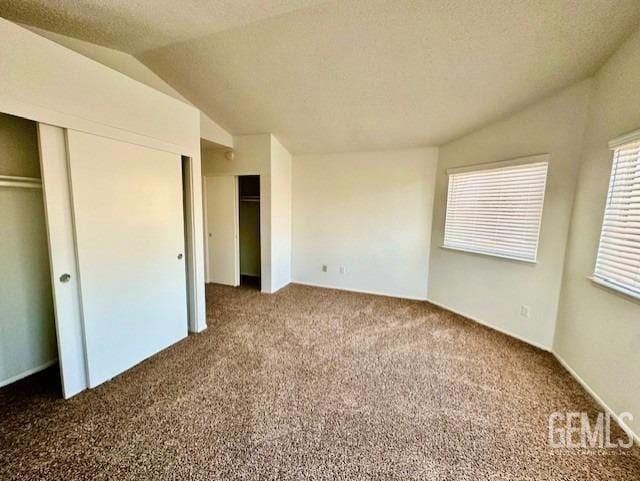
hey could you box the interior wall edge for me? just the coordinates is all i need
[549,25,640,438]
[22,24,232,149]
[269,134,293,293]
[428,79,592,353]
[553,351,640,446]
[268,280,292,294]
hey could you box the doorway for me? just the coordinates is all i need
[204,174,262,290]
[238,175,261,290]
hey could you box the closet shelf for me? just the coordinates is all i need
[0,175,42,189]
[240,195,260,203]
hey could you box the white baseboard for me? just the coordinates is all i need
[292,282,546,351]
[293,281,637,445]
[190,324,207,334]
[0,359,58,388]
[291,280,428,302]
[554,352,639,446]
[268,280,291,294]
[424,298,551,352]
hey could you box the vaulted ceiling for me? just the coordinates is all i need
[0,0,329,52]
[2,1,640,154]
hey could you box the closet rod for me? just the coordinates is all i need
[0,175,42,189]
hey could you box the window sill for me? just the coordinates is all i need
[588,276,640,304]
[439,245,537,264]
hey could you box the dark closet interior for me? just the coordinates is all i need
[238,175,260,289]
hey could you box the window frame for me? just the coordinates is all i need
[591,129,640,302]
[442,154,550,264]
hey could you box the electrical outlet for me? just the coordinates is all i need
[339,266,346,274]
[322,264,328,272]
[520,305,531,318]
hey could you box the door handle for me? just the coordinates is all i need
[59,273,71,283]
[177,253,183,260]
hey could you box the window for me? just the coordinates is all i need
[443,156,549,262]
[593,134,640,299]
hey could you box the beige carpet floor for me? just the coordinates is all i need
[1,283,639,480]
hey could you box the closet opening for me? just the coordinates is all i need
[238,175,261,290]
[0,112,60,393]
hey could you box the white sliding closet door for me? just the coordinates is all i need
[205,175,239,286]
[67,130,187,387]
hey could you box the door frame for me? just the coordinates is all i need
[203,174,241,286]
[181,155,206,333]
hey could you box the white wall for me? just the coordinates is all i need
[428,81,592,350]
[554,27,640,437]
[0,19,199,154]
[26,26,232,148]
[270,136,292,292]
[292,148,438,300]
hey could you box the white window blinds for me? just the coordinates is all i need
[444,159,548,262]
[593,137,640,298]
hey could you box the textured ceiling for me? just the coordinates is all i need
[139,0,640,153]
[0,0,328,52]
[3,1,640,154]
